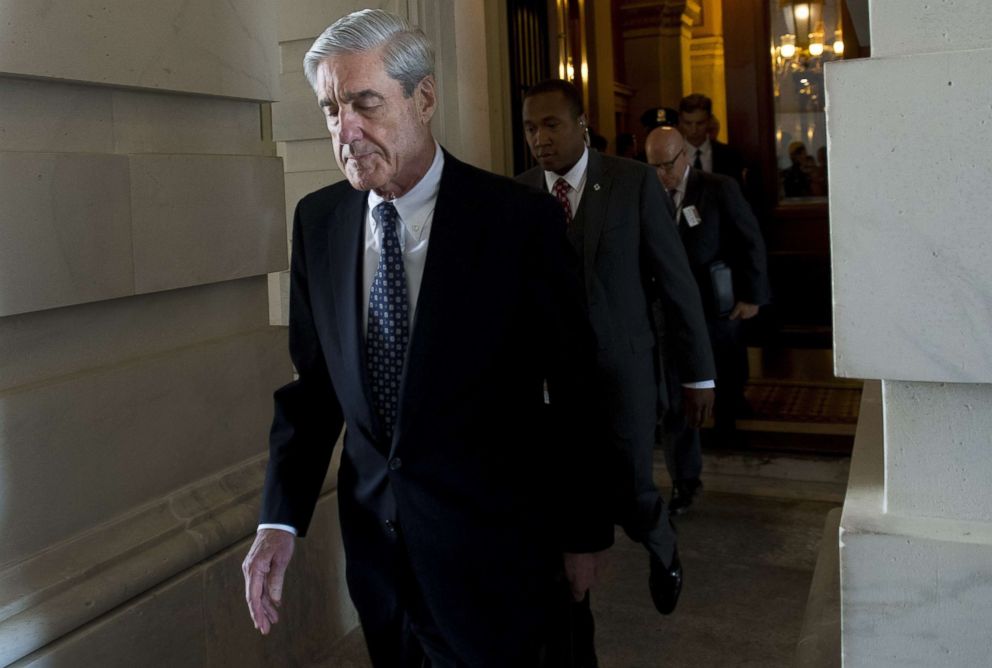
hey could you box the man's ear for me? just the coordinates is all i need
[414,75,437,125]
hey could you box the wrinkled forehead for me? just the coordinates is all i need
[314,50,392,102]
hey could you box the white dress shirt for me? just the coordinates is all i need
[685,137,713,173]
[543,145,589,214]
[259,142,445,537]
[542,150,714,391]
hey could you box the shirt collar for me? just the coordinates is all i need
[543,146,589,193]
[367,140,443,246]
[685,137,712,157]
[368,140,443,225]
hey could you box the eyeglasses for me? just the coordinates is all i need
[650,148,684,173]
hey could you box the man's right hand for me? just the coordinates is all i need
[242,528,295,635]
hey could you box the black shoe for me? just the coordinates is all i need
[669,479,702,516]
[649,547,683,615]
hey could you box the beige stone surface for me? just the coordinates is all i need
[0,0,279,101]
[272,69,327,142]
[0,152,133,317]
[129,155,287,294]
[280,138,339,174]
[0,328,289,568]
[827,50,992,383]
[883,381,992,522]
[112,92,270,156]
[0,277,271,392]
[278,0,400,42]
[281,38,312,74]
[10,493,357,667]
[870,0,992,57]
[0,77,114,153]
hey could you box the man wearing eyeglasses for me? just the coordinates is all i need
[517,79,715,662]
[646,126,770,515]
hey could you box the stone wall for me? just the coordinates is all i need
[829,1,992,665]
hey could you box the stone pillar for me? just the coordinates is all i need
[619,0,699,144]
[828,1,992,665]
[688,0,728,142]
[586,0,618,154]
[0,1,359,665]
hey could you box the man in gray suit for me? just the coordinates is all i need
[646,126,770,515]
[517,80,715,655]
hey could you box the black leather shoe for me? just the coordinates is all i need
[669,479,702,516]
[649,547,683,615]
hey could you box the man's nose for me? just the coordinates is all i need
[338,108,363,144]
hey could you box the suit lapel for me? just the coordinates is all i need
[393,153,482,447]
[682,168,704,216]
[575,150,611,292]
[328,188,382,434]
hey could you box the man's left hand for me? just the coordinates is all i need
[563,550,608,601]
[729,301,759,320]
[683,387,715,428]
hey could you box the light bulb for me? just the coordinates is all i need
[780,34,797,59]
[809,41,824,56]
[794,4,810,21]
[833,39,845,55]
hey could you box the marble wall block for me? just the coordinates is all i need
[883,381,992,522]
[268,271,291,327]
[841,529,992,667]
[0,0,279,101]
[272,70,328,142]
[281,38,312,74]
[0,152,133,317]
[0,77,114,153]
[280,138,339,174]
[0,277,270,392]
[13,493,357,667]
[870,0,992,57]
[0,328,289,568]
[112,92,270,156]
[129,155,287,294]
[827,49,992,383]
[278,0,400,42]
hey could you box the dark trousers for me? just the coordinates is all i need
[357,549,592,667]
[663,316,747,484]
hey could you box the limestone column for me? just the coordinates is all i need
[688,0,728,141]
[619,0,699,142]
[828,1,992,665]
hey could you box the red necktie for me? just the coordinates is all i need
[552,177,573,225]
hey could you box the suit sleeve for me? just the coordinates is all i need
[259,201,344,537]
[638,167,717,383]
[718,178,771,305]
[526,192,615,554]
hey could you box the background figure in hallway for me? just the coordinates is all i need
[517,79,716,662]
[645,126,770,515]
[241,11,614,666]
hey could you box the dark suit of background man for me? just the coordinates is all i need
[645,127,770,515]
[677,93,746,189]
[241,11,614,667]
[517,80,717,661]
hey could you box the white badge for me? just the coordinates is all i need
[682,205,701,228]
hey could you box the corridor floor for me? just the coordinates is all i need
[324,457,843,667]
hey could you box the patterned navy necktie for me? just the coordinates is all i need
[367,201,409,437]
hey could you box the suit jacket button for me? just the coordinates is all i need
[389,457,403,471]
[385,520,396,532]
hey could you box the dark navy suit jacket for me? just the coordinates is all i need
[260,150,612,666]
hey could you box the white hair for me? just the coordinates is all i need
[303,9,435,97]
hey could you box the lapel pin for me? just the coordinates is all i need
[593,183,601,191]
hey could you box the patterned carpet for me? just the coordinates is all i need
[743,381,861,425]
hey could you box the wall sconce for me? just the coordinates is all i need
[780,34,797,59]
